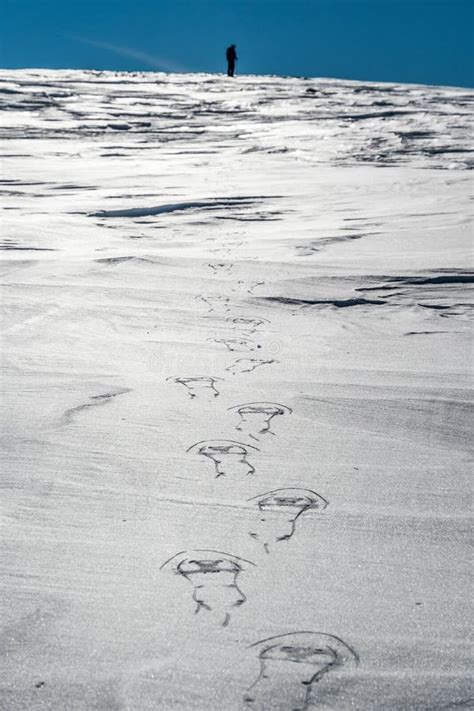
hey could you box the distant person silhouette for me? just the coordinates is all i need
[226,44,237,77]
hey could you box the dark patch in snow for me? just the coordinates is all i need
[94,256,156,265]
[260,296,387,308]
[62,388,131,424]
[0,244,56,251]
[296,232,374,255]
[358,273,474,289]
[88,196,272,219]
[404,331,450,336]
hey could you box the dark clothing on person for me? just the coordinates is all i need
[226,45,237,77]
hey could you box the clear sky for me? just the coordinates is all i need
[2,0,473,88]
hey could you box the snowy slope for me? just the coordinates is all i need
[1,70,473,710]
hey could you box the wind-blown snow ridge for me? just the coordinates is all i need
[90,197,266,218]
[261,296,387,308]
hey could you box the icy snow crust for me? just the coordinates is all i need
[1,69,473,169]
[1,69,473,710]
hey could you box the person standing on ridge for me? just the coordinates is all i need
[226,44,237,77]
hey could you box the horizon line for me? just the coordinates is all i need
[1,66,472,91]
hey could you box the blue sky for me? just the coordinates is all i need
[2,0,473,87]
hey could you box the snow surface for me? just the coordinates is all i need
[1,69,473,710]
